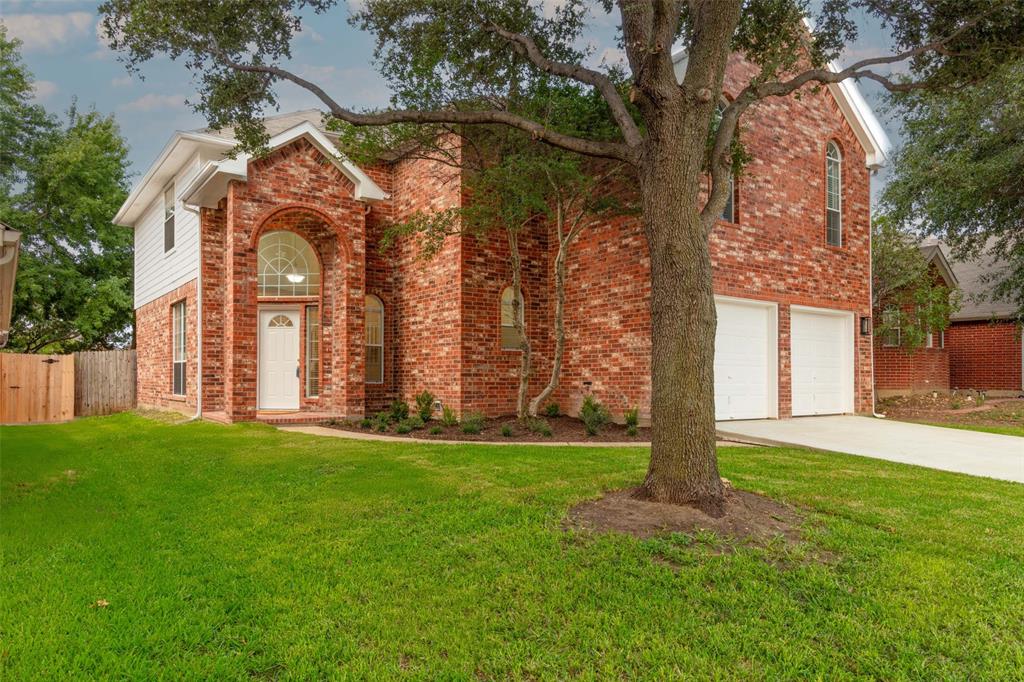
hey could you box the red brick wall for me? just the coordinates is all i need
[946,320,1023,392]
[136,280,197,414]
[874,345,950,394]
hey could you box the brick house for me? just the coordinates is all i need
[114,53,891,424]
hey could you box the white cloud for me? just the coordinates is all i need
[111,75,133,88]
[0,11,93,52]
[31,79,58,101]
[596,47,626,67]
[119,93,187,113]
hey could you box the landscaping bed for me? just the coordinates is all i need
[878,393,1024,436]
[326,413,651,442]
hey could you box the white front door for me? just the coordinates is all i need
[714,298,778,420]
[258,309,300,410]
[791,307,854,416]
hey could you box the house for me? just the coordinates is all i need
[113,53,890,424]
[873,243,959,396]
[943,247,1023,395]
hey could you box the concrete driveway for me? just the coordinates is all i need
[717,415,1023,483]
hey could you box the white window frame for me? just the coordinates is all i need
[500,286,525,351]
[163,185,176,253]
[365,295,384,384]
[826,142,842,247]
[882,307,901,348]
[305,305,320,397]
[172,300,186,396]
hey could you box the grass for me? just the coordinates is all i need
[2,413,1022,679]
[916,421,1024,438]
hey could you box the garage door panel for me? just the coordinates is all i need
[714,300,775,421]
[791,309,852,416]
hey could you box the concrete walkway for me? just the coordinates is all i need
[277,425,744,448]
[717,415,1024,483]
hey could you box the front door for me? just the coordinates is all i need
[258,309,300,410]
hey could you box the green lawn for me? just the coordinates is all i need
[2,413,1022,680]
[916,421,1024,438]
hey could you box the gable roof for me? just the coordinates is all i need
[918,243,958,289]
[939,243,1016,322]
[114,111,385,227]
[670,44,891,170]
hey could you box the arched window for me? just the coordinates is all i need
[826,142,843,246]
[365,295,384,384]
[500,286,524,350]
[258,230,321,297]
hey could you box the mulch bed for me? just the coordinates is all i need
[325,414,653,442]
[877,394,1024,428]
[566,485,805,546]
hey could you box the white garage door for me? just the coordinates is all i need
[791,308,854,416]
[714,298,777,421]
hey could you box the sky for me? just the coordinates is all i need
[2,0,901,197]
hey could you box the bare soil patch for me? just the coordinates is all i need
[878,394,1024,429]
[326,414,652,443]
[566,486,804,546]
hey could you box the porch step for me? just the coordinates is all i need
[255,410,343,425]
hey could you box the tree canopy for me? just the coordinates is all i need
[0,29,133,353]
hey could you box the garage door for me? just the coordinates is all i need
[714,298,777,420]
[791,308,854,416]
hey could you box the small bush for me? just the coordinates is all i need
[428,425,443,435]
[461,411,485,434]
[415,390,435,421]
[543,402,560,418]
[441,406,459,427]
[359,418,372,429]
[624,406,639,429]
[407,415,425,430]
[527,418,552,437]
[389,400,410,422]
[372,411,391,432]
[395,420,414,434]
[500,424,513,437]
[626,425,638,437]
[580,395,610,436]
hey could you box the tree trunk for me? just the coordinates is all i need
[527,230,568,417]
[635,134,725,515]
[507,227,531,419]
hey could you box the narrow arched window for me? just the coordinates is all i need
[258,230,320,296]
[500,286,524,350]
[365,295,384,384]
[712,102,736,223]
[826,142,843,246]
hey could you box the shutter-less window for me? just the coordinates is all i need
[172,300,186,395]
[826,142,842,246]
[365,295,383,384]
[306,305,320,396]
[164,186,176,252]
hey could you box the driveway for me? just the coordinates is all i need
[717,415,1024,483]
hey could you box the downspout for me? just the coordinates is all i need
[184,203,203,421]
[868,173,884,419]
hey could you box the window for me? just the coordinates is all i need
[826,142,842,246]
[172,300,186,395]
[500,286,525,350]
[940,330,945,349]
[163,186,176,252]
[268,314,294,328]
[257,231,321,297]
[926,331,934,348]
[306,305,320,397]
[365,295,383,384]
[713,102,737,223]
[881,307,900,348]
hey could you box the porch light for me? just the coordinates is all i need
[860,316,871,336]
[286,273,306,284]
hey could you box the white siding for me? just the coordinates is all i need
[133,155,203,309]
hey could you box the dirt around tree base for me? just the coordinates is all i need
[566,486,804,546]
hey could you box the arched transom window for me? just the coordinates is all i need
[500,286,525,350]
[258,230,321,297]
[826,142,843,246]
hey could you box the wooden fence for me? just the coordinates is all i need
[0,349,136,424]
[75,350,137,417]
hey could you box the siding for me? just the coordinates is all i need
[134,155,203,309]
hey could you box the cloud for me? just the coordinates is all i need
[596,47,626,67]
[119,93,187,113]
[31,80,58,101]
[111,75,134,88]
[0,11,93,52]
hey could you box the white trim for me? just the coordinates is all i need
[714,295,780,420]
[790,305,856,416]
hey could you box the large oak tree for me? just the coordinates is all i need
[100,0,1024,513]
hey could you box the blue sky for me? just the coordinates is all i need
[3,0,900,194]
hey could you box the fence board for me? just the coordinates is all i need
[0,353,75,424]
[74,350,136,417]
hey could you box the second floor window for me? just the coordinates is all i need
[163,186,175,252]
[826,142,842,246]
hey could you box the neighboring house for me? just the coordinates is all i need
[943,247,1023,395]
[873,244,959,396]
[114,52,890,424]
[0,222,21,348]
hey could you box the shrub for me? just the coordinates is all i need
[359,418,372,429]
[624,406,639,429]
[407,415,425,430]
[527,418,552,437]
[372,411,391,432]
[461,411,485,434]
[543,402,560,418]
[580,395,610,436]
[500,423,513,437]
[389,400,409,422]
[415,390,435,421]
[626,425,638,437]
[441,405,459,427]
[429,425,443,435]
[395,420,414,434]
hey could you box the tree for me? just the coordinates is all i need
[99,0,1024,513]
[872,215,959,351]
[0,31,133,353]
[882,60,1024,322]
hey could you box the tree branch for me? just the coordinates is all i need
[485,23,642,148]
[213,54,633,162]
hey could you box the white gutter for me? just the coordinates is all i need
[182,203,203,421]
